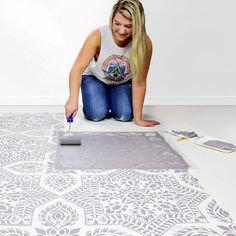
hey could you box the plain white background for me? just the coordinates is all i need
[0,0,236,105]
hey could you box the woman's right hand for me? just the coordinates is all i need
[65,97,78,119]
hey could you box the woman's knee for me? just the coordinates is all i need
[83,107,109,122]
[113,111,133,122]
[81,75,110,121]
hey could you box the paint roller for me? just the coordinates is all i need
[59,114,81,145]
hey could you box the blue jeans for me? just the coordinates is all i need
[81,75,133,122]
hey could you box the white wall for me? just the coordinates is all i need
[0,0,236,105]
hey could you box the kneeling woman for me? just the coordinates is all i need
[65,0,160,127]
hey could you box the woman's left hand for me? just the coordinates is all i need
[135,119,160,127]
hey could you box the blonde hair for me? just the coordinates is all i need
[110,0,147,80]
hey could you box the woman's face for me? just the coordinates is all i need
[112,12,132,46]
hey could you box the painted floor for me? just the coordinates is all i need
[0,106,236,235]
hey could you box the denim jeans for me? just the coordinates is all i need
[81,75,133,122]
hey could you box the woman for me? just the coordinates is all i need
[65,0,160,127]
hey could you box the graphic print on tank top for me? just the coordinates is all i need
[102,55,131,85]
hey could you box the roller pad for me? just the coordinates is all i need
[60,132,81,145]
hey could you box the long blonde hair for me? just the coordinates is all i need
[110,0,147,80]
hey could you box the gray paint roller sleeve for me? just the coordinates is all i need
[59,132,81,145]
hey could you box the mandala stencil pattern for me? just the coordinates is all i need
[0,113,235,236]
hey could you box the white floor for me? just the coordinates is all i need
[1,105,236,224]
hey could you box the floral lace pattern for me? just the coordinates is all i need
[0,113,235,235]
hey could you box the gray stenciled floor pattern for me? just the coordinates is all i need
[0,113,235,236]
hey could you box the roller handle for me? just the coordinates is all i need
[67,114,74,123]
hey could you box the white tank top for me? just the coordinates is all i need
[83,25,132,85]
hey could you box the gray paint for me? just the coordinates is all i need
[56,132,189,169]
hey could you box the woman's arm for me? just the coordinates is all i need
[65,29,101,118]
[132,35,160,126]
